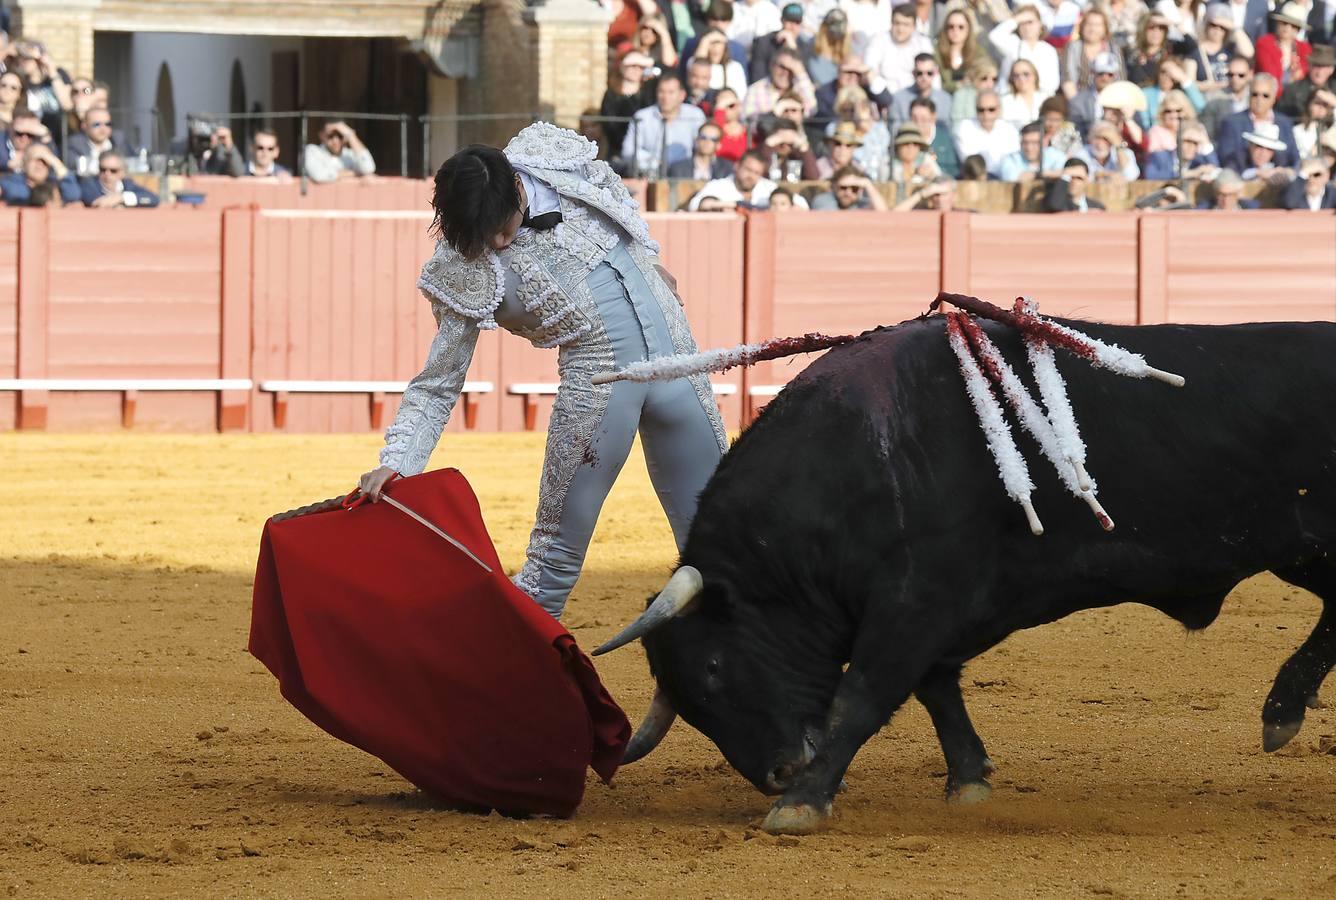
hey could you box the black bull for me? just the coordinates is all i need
[594,316,1336,835]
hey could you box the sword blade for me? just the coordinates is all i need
[378,494,495,574]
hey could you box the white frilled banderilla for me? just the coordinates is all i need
[933,292,1185,534]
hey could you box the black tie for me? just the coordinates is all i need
[522,209,563,231]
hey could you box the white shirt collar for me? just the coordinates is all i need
[513,163,560,228]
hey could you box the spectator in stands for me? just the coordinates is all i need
[1098,82,1151,161]
[909,96,961,176]
[1143,120,1221,177]
[1070,51,1121,137]
[814,120,862,179]
[0,143,80,206]
[304,121,375,183]
[81,150,159,208]
[688,149,779,207]
[685,58,719,114]
[1126,11,1174,86]
[1282,154,1336,207]
[837,92,893,178]
[990,4,1062,98]
[761,122,822,180]
[669,121,735,179]
[750,4,813,84]
[1197,166,1258,207]
[90,81,111,111]
[1294,89,1336,158]
[635,12,680,69]
[1157,0,1206,47]
[1238,122,1298,184]
[955,89,1021,176]
[1044,156,1106,210]
[808,9,854,86]
[1278,43,1335,119]
[1002,59,1049,130]
[1254,4,1312,89]
[1,110,46,174]
[607,0,641,57]
[711,87,750,161]
[63,105,131,178]
[247,129,293,180]
[889,124,940,191]
[742,49,817,123]
[1040,93,1086,156]
[1000,121,1066,181]
[1224,0,1271,45]
[866,4,936,96]
[681,3,751,76]
[840,0,898,58]
[1063,8,1125,99]
[893,174,961,209]
[0,70,24,129]
[767,186,801,208]
[1145,88,1198,151]
[936,6,986,93]
[603,52,654,167]
[811,163,890,209]
[890,54,952,132]
[951,58,1000,126]
[815,56,893,126]
[603,51,658,166]
[625,72,707,177]
[1037,0,1084,49]
[959,153,990,179]
[12,42,70,145]
[691,27,750,95]
[62,76,98,141]
[1081,119,1142,180]
[1200,56,1254,136]
[731,0,784,53]
[1138,57,1206,129]
[1216,73,1301,170]
[1106,0,1151,53]
[1193,4,1253,93]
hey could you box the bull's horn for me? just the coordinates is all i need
[621,687,677,764]
[592,565,703,656]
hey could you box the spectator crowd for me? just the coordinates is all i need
[0,25,379,208]
[593,0,1336,211]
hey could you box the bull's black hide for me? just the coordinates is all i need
[635,316,1336,833]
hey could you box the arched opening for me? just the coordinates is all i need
[153,62,175,154]
[229,59,247,147]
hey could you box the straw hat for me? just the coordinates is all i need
[1097,80,1148,113]
[1242,122,1287,152]
[1270,2,1308,27]
[826,121,864,146]
[894,125,928,147]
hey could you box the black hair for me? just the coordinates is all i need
[707,0,733,22]
[430,144,521,261]
[908,96,936,114]
[1063,156,1090,173]
[1020,121,1043,138]
[913,52,936,65]
[657,70,685,90]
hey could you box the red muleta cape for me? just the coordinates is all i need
[248,468,631,817]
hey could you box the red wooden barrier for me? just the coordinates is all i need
[743,210,944,418]
[0,209,19,430]
[941,212,1141,325]
[1151,212,1336,324]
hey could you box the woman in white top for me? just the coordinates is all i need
[693,28,750,95]
[1154,0,1204,43]
[1001,58,1050,128]
[990,4,1063,98]
[842,0,894,58]
[1062,8,1126,98]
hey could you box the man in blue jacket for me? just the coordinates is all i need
[80,150,160,208]
[0,143,82,206]
[1215,73,1300,171]
[1282,158,1336,210]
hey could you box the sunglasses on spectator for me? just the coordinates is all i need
[835,183,862,192]
[945,22,968,31]
[1162,108,1184,115]
[1253,92,1273,99]
[1147,23,1168,31]
[100,166,124,174]
[254,143,279,151]
[13,130,39,140]
[89,120,112,128]
[914,68,936,77]
[716,101,737,109]
[830,139,858,147]
[977,105,999,112]
[696,133,721,141]
[1228,72,1250,79]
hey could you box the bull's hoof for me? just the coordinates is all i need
[946,781,993,805]
[762,802,829,835]
[1262,721,1302,752]
[982,756,997,776]
[1305,694,1322,710]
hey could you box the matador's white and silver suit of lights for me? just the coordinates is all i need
[378,122,728,619]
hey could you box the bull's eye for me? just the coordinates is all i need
[706,658,720,677]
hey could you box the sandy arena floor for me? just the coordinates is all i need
[2,433,1334,898]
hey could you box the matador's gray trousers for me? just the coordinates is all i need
[528,242,723,619]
